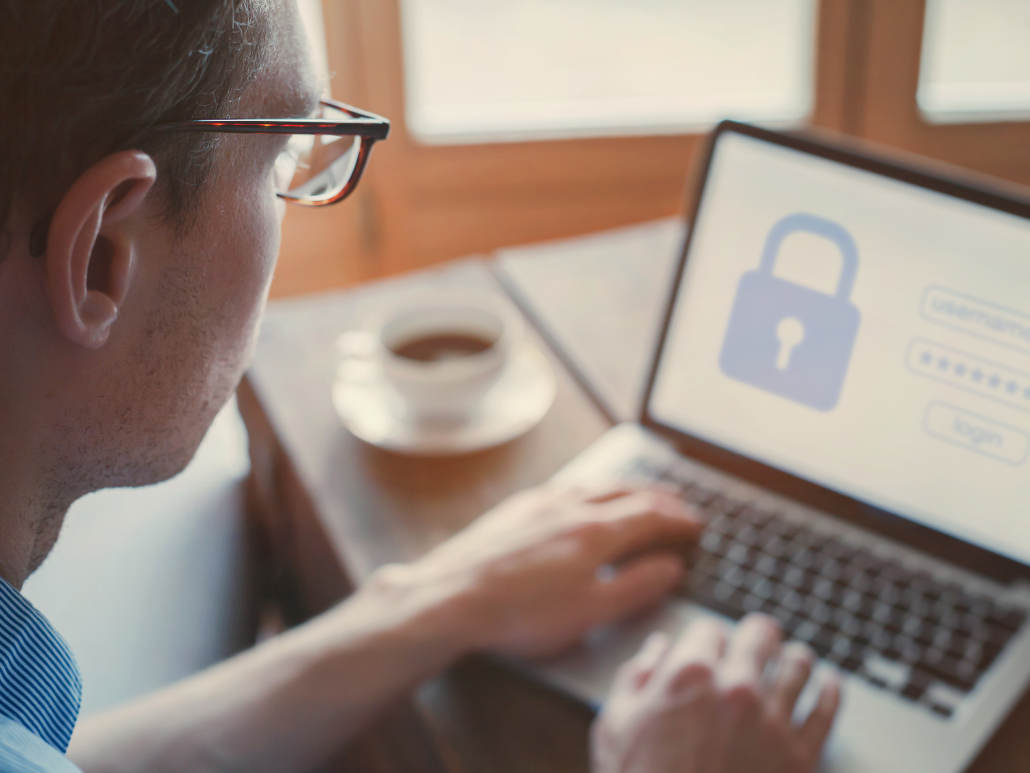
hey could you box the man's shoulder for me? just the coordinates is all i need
[0,717,81,773]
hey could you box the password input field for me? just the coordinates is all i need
[906,338,1030,414]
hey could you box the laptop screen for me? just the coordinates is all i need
[649,128,1030,567]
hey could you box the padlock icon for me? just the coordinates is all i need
[719,213,861,412]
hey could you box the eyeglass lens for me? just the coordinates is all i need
[274,103,362,201]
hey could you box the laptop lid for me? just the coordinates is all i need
[642,121,1030,582]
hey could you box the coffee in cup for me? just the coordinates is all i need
[337,289,523,423]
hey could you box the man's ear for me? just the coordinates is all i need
[44,150,157,350]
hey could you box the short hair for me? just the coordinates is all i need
[0,0,271,257]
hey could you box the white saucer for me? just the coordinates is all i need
[332,343,557,456]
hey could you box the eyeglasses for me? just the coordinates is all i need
[29,99,390,256]
[156,98,391,207]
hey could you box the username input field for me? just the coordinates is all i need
[921,286,1030,354]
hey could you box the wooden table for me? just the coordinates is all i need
[239,219,1030,773]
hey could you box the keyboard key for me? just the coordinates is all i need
[883,644,903,662]
[712,582,736,603]
[742,594,763,613]
[840,655,864,673]
[735,524,762,547]
[847,572,872,594]
[900,679,927,702]
[754,554,779,577]
[838,614,862,639]
[707,512,734,535]
[721,563,746,587]
[783,566,806,588]
[766,518,799,540]
[770,606,794,630]
[864,653,908,689]
[830,635,853,659]
[726,543,750,566]
[808,601,832,626]
[793,620,819,643]
[790,547,816,570]
[916,655,975,693]
[699,532,724,555]
[705,495,740,516]
[932,627,953,651]
[895,635,922,663]
[750,577,774,601]
[810,629,835,658]
[930,703,954,719]
[820,560,843,582]
[989,605,1027,633]
[687,485,720,507]
[813,579,835,600]
[871,602,892,624]
[841,590,863,612]
[979,642,1003,670]
[780,590,803,613]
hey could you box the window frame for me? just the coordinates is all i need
[859,0,1030,187]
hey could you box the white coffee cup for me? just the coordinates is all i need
[336,289,523,422]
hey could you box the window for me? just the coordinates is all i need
[271,0,1030,298]
[402,0,816,143]
[919,0,1030,124]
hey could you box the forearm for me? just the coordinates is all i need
[67,565,474,773]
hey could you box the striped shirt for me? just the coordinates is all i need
[0,577,82,771]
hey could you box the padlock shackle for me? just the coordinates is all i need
[758,213,858,301]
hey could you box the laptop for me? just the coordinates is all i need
[531,121,1030,773]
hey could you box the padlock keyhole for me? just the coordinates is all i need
[775,317,805,371]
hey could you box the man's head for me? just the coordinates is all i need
[0,0,321,578]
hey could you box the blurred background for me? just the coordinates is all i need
[23,0,1030,720]
[279,0,1030,294]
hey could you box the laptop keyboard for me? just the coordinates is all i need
[623,458,1028,720]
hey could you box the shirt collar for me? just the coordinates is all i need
[0,577,81,752]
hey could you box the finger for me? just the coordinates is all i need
[798,672,842,754]
[593,493,703,562]
[614,631,673,692]
[598,489,693,522]
[660,617,728,692]
[581,482,639,504]
[719,613,783,688]
[769,641,815,719]
[592,553,685,625]
[589,481,684,504]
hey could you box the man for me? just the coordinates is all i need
[0,1,840,771]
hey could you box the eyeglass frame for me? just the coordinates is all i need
[154,98,391,207]
[28,98,390,256]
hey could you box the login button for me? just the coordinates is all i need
[924,402,1029,465]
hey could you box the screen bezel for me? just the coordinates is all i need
[640,120,1030,584]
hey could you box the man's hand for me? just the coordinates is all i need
[69,484,702,773]
[376,484,703,659]
[592,614,842,773]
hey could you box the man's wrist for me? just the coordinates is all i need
[305,561,487,677]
